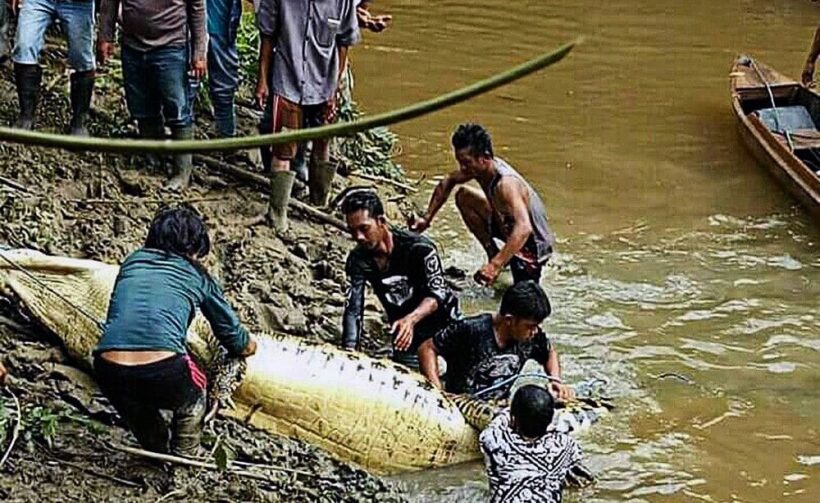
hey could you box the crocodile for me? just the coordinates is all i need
[0,248,608,474]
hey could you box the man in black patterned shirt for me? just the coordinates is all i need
[419,281,573,400]
[340,190,459,368]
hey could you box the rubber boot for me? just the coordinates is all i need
[137,119,165,171]
[267,170,295,232]
[170,390,206,458]
[166,125,194,191]
[69,70,94,136]
[13,63,41,130]
[308,159,336,207]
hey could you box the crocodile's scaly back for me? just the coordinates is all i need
[0,249,480,473]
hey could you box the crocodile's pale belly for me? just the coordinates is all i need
[0,249,480,474]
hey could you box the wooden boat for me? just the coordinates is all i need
[730,55,820,220]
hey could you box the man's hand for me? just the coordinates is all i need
[802,60,816,87]
[97,40,114,66]
[367,14,392,33]
[391,315,417,352]
[255,79,269,110]
[190,58,207,79]
[325,93,339,124]
[473,260,502,286]
[240,338,258,357]
[550,381,575,402]
[407,215,430,233]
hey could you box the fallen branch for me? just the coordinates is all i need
[0,388,21,469]
[349,172,418,193]
[156,489,186,502]
[110,443,320,479]
[194,154,348,232]
[68,197,230,205]
[52,457,142,488]
[0,175,30,193]
[194,154,306,191]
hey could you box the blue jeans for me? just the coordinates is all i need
[122,44,192,128]
[12,0,95,71]
[0,3,10,60]
[206,0,241,136]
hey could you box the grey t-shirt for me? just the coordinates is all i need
[257,0,361,105]
[99,0,207,62]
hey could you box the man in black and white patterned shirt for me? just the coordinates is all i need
[480,362,585,502]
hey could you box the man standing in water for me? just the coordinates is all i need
[340,190,460,368]
[409,123,555,287]
[801,24,820,86]
[418,280,573,401]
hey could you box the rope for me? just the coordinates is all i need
[748,58,795,151]
[0,39,579,154]
[0,250,104,330]
[471,372,561,398]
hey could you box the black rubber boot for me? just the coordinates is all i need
[267,170,296,232]
[13,63,41,130]
[170,389,206,457]
[308,159,336,207]
[166,125,194,191]
[69,70,94,136]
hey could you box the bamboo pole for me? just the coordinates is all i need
[0,40,579,153]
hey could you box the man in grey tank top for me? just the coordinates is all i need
[409,123,555,286]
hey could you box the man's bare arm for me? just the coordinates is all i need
[488,178,532,269]
[418,339,443,389]
[802,25,820,86]
[409,170,472,232]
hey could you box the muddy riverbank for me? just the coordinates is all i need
[0,47,408,500]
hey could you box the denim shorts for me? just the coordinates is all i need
[12,0,95,71]
[121,44,192,128]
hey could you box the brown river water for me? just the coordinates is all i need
[351,1,819,501]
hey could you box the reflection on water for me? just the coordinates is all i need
[392,214,818,502]
[354,0,819,501]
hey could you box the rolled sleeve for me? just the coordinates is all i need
[201,279,250,356]
[187,0,208,61]
[336,0,361,46]
[98,0,121,42]
[256,0,278,38]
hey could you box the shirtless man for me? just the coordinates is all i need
[801,24,820,86]
[409,123,555,286]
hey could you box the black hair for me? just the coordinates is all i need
[340,189,384,218]
[511,384,555,438]
[451,123,494,158]
[499,280,551,321]
[145,206,211,259]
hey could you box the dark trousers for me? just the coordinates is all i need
[121,44,192,128]
[94,353,206,456]
[509,256,544,284]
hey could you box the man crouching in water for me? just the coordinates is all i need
[419,280,573,401]
[93,206,257,456]
[340,190,460,368]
